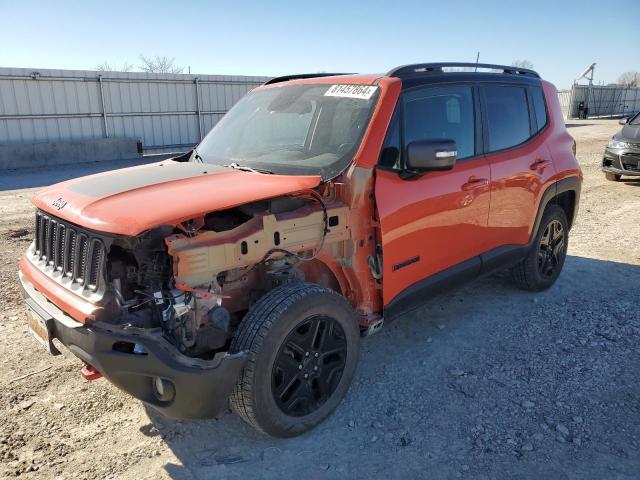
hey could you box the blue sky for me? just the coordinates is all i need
[1,0,638,89]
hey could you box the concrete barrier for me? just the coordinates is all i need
[0,137,141,170]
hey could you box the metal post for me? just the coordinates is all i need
[567,83,576,120]
[194,77,203,141]
[98,75,109,138]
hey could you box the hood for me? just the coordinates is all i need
[32,160,322,236]
[619,123,640,142]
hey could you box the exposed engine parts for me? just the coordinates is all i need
[99,194,350,359]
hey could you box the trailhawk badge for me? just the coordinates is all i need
[52,197,67,210]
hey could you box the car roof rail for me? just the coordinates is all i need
[387,63,540,79]
[264,73,354,85]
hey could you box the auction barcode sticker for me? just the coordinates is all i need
[324,84,378,100]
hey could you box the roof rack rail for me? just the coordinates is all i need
[264,73,353,85]
[387,63,540,79]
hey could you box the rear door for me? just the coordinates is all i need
[481,84,555,249]
[375,84,491,306]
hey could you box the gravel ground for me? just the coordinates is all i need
[0,120,638,479]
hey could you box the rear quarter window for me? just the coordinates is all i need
[484,86,531,152]
[530,86,548,132]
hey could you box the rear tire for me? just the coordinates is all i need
[230,282,359,437]
[510,204,569,292]
[605,172,621,181]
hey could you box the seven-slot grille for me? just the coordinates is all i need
[33,211,105,291]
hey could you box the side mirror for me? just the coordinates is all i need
[619,118,628,125]
[406,139,457,172]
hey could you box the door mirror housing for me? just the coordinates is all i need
[619,117,628,125]
[406,139,457,172]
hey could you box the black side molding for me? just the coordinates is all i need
[531,176,581,236]
[384,256,481,320]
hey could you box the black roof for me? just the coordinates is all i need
[264,63,542,89]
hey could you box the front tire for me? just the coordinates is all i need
[510,204,569,291]
[605,172,621,181]
[230,283,360,437]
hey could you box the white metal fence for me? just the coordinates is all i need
[0,67,270,152]
[558,84,640,120]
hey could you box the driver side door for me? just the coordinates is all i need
[375,84,491,310]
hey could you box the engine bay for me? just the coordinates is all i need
[100,194,350,359]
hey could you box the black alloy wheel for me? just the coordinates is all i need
[510,204,569,291]
[537,219,565,278]
[271,315,347,417]
[230,282,360,437]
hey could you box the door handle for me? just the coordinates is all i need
[530,159,552,172]
[461,177,489,191]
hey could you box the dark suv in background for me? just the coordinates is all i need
[602,112,640,181]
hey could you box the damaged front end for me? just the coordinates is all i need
[20,187,352,419]
[102,190,349,359]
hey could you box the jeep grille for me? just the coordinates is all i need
[33,211,106,292]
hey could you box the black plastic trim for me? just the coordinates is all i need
[393,256,420,272]
[264,73,354,85]
[384,256,481,319]
[388,63,540,78]
[20,274,248,420]
[602,166,640,177]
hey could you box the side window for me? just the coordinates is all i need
[484,86,531,151]
[379,107,401,169]
[530,86,548,132]
[403,86,475,160]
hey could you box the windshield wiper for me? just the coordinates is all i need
[191,148,204,163]
[224,162,273,174]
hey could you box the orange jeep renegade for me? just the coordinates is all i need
[19,63,582,437]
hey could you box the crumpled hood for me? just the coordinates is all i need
[32,160,322,236]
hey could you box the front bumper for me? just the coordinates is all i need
[602,147,640,177]
[19,270,248,420]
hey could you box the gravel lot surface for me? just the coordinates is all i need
[0,120,638,479]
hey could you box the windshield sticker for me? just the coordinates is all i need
[324,84,378,100]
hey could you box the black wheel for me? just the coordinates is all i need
[510,204,569,291]
[605,172,621,181]
[230,282,359,437]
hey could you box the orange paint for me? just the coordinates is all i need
[32,164,321,236]
[20,256,96,323]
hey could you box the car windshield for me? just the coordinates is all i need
[194,83,379,180]
[630,112,640,125]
